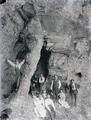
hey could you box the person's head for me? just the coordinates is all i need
[19,32,24,40]
[43,91,47,98]
[70,79,75,84]
[60,89,63,93]
[43,40,47,47]
[35,75,37,79]
[36,92,39,97]
[55,75,58,81]
[41,74,43,77]
[47,94,50,99]
[33,94,37,99]
[39,94,43,99]
[15,59,20,65]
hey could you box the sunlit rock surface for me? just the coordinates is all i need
[0,0,91,120]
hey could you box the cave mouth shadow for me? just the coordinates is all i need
[76,72,82,78]
[29,43,51,94]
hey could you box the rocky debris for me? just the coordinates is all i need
[0,108,12,120]
[49,52,68,79]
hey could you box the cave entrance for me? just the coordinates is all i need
[29,40,51,94]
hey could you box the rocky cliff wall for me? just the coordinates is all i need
[0,0,91,120]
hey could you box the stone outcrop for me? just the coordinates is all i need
[0,0,91,120]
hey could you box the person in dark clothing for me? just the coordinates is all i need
[29,75,38,95]
[52,75,62,100]
[0,113,9,120]
[64,82,69,93]
[69,79,80,106]
[40,40,51,79]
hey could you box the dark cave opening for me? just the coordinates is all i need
[29,40,51,94]
[76,72,82,78]
[32,40,51,78]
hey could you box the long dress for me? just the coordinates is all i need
[58,92,70,109]
[34,97,47,118]
[45,98,55,112]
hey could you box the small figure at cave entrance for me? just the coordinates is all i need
[29,75,38,95]
[41,39,52,78]
[39,74,45,93]
[69,79,80,107]
[7,59,25,92]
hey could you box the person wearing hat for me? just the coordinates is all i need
[40,39,52,79]
[69,79,80,106]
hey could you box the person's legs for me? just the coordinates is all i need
[39,84,42,93]
[54,87,60,100]
[70,92,74,106]
[55,89,58,100]
[53,88,55,99]
[15,69,21,91]
[74,91,78,106]
[16,77,20,90]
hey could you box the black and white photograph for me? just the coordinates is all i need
[0,0,91,120]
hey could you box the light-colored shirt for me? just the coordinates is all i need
[58,80,62,89]
[72,83,76,90]
[39,76,45,83]
[45,98,55,112]
[59,92,65,102]
[50,80,53,90]
[33,96,46,118]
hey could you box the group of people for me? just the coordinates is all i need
[49,75,80,107]
[29,74,46,95]
[31,74,80,109]
[33,91,56,120]
[32,74,72,120]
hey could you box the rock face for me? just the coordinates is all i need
[1,0,39,97]
[0,0,91,120]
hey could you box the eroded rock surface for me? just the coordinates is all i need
[0,0,91,120]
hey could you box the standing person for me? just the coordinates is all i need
[69,79,79,106]
[7,58,25,92]
[29,75,38,95]
[40,40,52,79]
[53,75,62,100]
[39,74,45,93]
